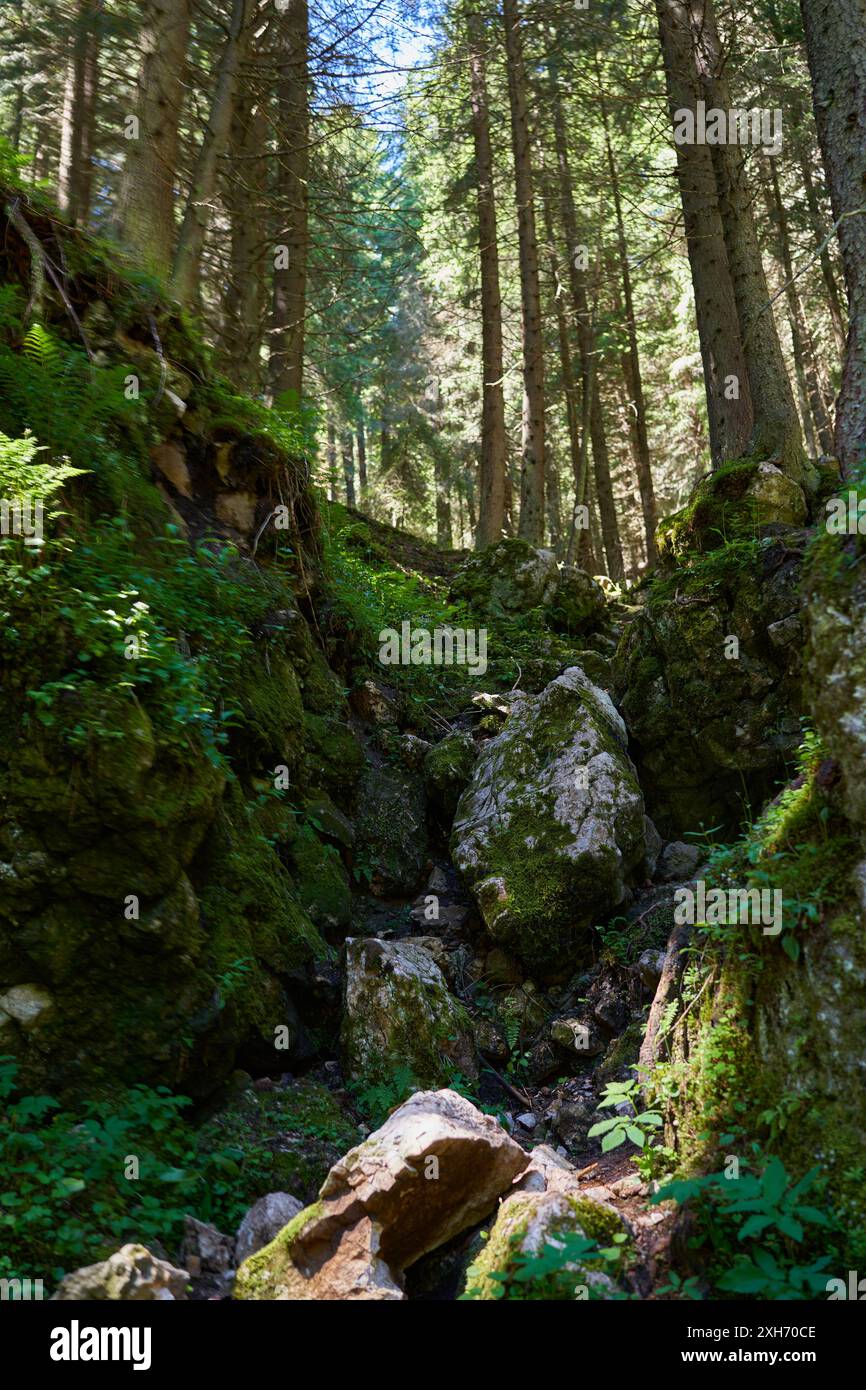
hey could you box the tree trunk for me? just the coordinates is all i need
[655,0,754,465]
[327,417,338,502]
[796,139,847,360]
[546,52,621,575]
[356,417,367,496]
[502,0,545,543]
[434,449,453,548]
[220,88,267,392]
[540,169,585,565]
[800,0,866,476]
[467,5,507,550]
[58,0,101,223]
[171,0,251,305]
[342,430,356,507]
[765,160,834,455]
[119,0,191,277]
[688,0,806,481]
[77,4,101,224]
[599,83,658,563]
[269,0,309,408]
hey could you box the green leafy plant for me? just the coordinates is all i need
[651,1156,835,1300]
[0,1057,242,1285]
[589,1076,663,1153]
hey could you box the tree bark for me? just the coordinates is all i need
[356,417,367,496]
[655,0,753,465]
[119,0,191,277]
[547,52,621,576]
[540,168,585,564]
[219,87,267,392]
[796,139,847,360]
[171,0,251,305]
[800,0,866,476]
[57,0,101,224]
[688,0,806,481]
[269,0,309,408]
[765,160,834,455]
[327,417,338,502]
[599,83,658,563]
[467,5,507,550]
[434,449,453,548]
[342,430,356,507]
[502,0,545,543]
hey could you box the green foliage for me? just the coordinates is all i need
[589,1076,663,1153]
[0,427,84,517]
[349,1063,418,1128]
[652,1156,836,1300]
[691,728,858,962]
[462,1230,628,1301]
[1,516,286,764]
[0,1057,241,1286]
[0,295,142,472]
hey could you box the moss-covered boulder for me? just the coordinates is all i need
[288,824,352,931]
[234,1089,528,1299]
[451,668,646,976]
[449,537,558,619]
[545,565,608,637]
[656,459,808,565]
[461,1188,626,1300]
[805,531,866,824]
[613,535,805,836]
[423,731,477,824]
[342,937,477,1089]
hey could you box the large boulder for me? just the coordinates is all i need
[451,668,646,975]
[613,534,805,836]
[545,566,608,637]
[52,1245,189,1301]
[423,731,478,824]
[235,1192,305,1266]
[342,937,478,1089]
[449,537,559,619]
[234,1090,528,1300]
[656,459,808,564]
[806,529,866,824]
[461,1146,628,1300]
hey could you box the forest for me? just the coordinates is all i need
[0,0,865,1334]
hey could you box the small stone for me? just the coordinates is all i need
[0,983,53,1029]
[515,1112,537,1130]
[637,949,666,990]
[52,1245,188,1301]
[657,841,702,882]
[235,1193,305,1266]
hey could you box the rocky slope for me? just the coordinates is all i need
[2,189,864,1300]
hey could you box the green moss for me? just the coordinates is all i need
[656,460,805,565]
[288,824,351,930]
[233,1200,324,1300]
[462,1193,626,1301]
[196,790,330,981]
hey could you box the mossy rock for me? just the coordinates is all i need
[452,668,646,976]
[449,538,558,620]
[462,1191,626,1300]
[354,760,427,896]
[612,534,806,836]
[544,566,607,637]
[342,937,477,1091]
[423,731,477,824]
[288,824,352,931]
[656,460,807,565]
